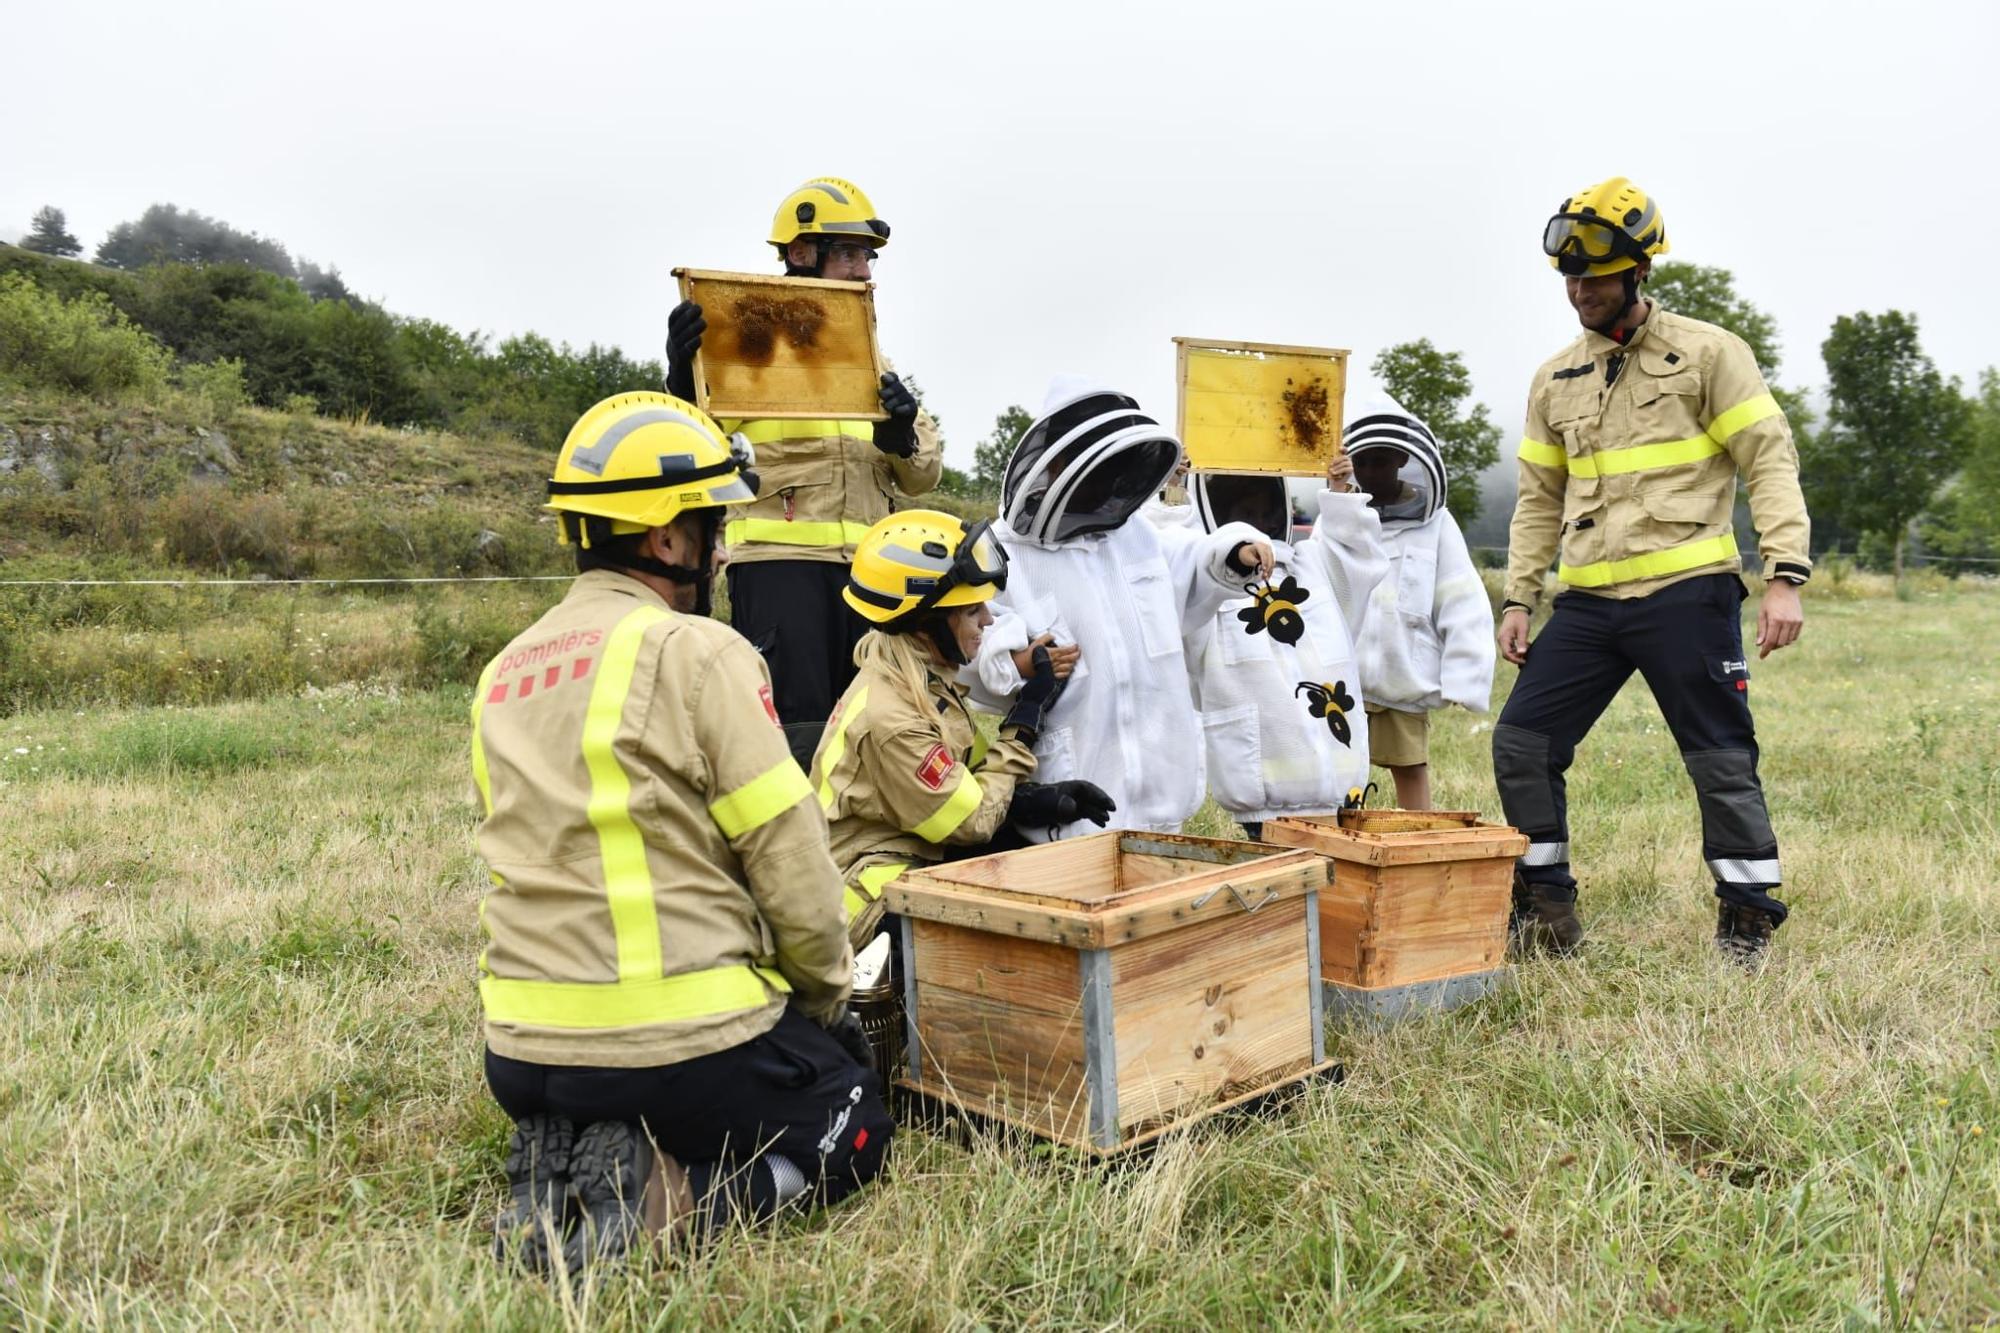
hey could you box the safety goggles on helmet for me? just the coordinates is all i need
[821,241,880,266]
[1542,213,1647,276]
[901,518,1008,620]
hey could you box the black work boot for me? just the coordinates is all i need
[564,1120,693,1270]
[493,1114,576,1274]
[1715,903,1779,968]
[1509,875,1584,956]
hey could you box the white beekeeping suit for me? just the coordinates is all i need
[970,378,1266,842]
[1345,398,1496,715]
[1174,472,1388,824]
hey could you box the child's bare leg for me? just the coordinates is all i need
[1389,763,1431,810]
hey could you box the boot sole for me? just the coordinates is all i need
[493,1114,576,1274]
[564,1120,656,1271]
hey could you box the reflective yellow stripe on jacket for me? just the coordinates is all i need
[911,769,983,843]
[845,861,908,924]
[479,604,788,1032]
[726,517,874,548]
[1560,533,1739,589]
[1519,391,1781,478]
[817,686,871,810]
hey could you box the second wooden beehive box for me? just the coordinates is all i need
[1262,810,1527,1020]
[884,831,1335,1154]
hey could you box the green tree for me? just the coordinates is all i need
[1803,310,1973,577]
[21,206,82,258]
[973,405,1033,498]
[1919,368,2000,571]
[1646,261,1809,429]
[1369,340,1501,522]
[96,203,298,277]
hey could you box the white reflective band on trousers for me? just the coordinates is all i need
[1709,857,1782,884]
[1521,841,1569,867]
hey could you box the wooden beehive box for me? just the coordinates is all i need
[1174,336,1350,474]
[884,831,1335,1154]
[672,268,886,421]
[1262,811,1527,1013]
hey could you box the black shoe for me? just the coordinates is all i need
[1509,876,1584,956]
[493,1114,576,1274]
[1716,903,1779,968]
[564,1120,663,1271]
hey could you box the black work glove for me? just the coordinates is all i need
[874,372,919,458]
[665,300,705,401]
[824,1008,874,1071]
[1008,780,1117,830]
[1002,643,1070,743]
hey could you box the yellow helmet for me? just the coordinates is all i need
[1543,177,1670,277]
[769,176,891,251]
[844,510,1008,629]
[544,392,757,548]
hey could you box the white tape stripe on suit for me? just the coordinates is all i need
[1709,857,1782,884]
[1521,841,1569,867]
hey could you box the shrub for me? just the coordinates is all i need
[0,272,173,399]
[179,356,249,423]
[158,487,310,577]
[413,597,529,684]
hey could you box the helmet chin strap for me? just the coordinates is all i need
[915,613,966,667]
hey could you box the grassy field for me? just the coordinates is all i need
[2,579,1996,1329]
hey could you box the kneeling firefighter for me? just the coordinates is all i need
[813,510,1116,946]
[473,392,890,1273]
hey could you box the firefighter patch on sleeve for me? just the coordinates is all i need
[758,684,780,727]
[916,743,956,791]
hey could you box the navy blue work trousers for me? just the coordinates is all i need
[1491,573,1787,922]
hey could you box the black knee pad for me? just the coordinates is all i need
[1681,747,1776,854]
[1493,723,1559,833]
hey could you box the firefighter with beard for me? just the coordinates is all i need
[1495,178,1811,966]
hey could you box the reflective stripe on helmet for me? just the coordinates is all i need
[1559,533,1738,589]
[726,518,874,549]
[815,686,872,810]
[480,963,790,1029]
[581,606,673,982]
[911,768,983,844]
[708,758,813,839]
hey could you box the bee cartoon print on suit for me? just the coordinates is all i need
[1294,679,1356,746]
[1238,576,1311,645]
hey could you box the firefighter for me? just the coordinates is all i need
[812,510,1116,945]
[1495,178,1811,965]
[475,392,891,1274]
[664,178,943,766]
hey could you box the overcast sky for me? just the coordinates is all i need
[6,0,1994,471]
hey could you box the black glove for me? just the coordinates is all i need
[874,373,918,458]
[824,1008,874,1071]
[1002,643,1070,743]
[665,300,705,401]
[1008,780,1116,830]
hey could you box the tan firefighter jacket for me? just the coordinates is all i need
[470,570,851,1068]
[812,630,1036,939]
[721,362,942,566]
[1506,305,1813,611]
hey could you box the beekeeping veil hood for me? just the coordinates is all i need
[1340,394,1448,523]
[1000,376,1183,545]
[1188,472,1291,542]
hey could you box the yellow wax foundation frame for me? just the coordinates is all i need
[1174,337,1351,475]
[673,268,888,422]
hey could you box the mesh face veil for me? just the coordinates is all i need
[1001,388,1183,544]
[1340,400,1448,522]
[1190,472,1291,541]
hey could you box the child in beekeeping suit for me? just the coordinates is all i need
[971,377,1276,842]
[1343,396,1496,810]
[1176,456,1390,839]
